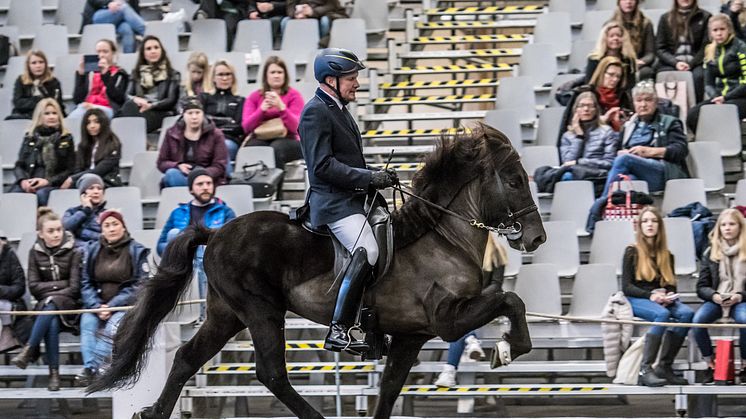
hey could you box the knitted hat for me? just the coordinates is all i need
[98,209,126,229]
[188,167,211,191]
[181,96,203,112]
[76,173,104,194]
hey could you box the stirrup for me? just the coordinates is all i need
[490,337,512,368]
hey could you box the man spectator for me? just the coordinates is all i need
[62,174,108,250]
[157,169,235,320]
[283,0,348,47]
[194,0,250,50]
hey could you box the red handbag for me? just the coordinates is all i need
[603,175,644,222]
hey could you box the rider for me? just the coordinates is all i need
[299,48,398,354]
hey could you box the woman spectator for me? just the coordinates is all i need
[182,52,210,98]
[587,21,638,92]
[622,206,694,387]
[7,51,64,120]
[0,237,26,353]
[158,97,228,187]
[200,60,245,168]
[721,0,746,40]
[692,209,746,383]
[70,39,129,120]
[63,108,123,189]
[656,0,712,102]
[76,209,150,385]
[119,35,180,133]
[610,0,657,81]
[242,56,304,171]
[687,14,746,133]
[85,0,146,54]
[10,99,76,206]
[559,91,619,182]
[11,208,80,392]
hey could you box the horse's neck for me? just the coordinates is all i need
[431,181,488,267]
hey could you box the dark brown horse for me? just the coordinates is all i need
[89,124,546,418]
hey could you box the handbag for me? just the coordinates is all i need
[613,336,645,385]
[655,80,688,121]
[602,175,645,222]
[252,117,287,141]
[230,161,284,198]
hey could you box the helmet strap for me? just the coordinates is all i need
[323,77,349,106]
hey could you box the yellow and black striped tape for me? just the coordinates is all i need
[462,48,520,57]
[397,63,512,72]
[286,342,324,349]
[416,21,535,29]
[425,5,544,15]
[413,34,529,43]
[373,94,495,104]
[205,364,376,373]
[380,79,498,89]
[362,128,470,138]
[400,385,609,394]
[369,163,425,170]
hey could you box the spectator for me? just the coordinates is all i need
[182,52,211,98]
[687,14,746,133]
[63,109,123,190]
[241,56,304,171]
[692,208,746,383]
[119,35,181,133]
[622,206,694,387]
[10,99,76,206]
[249,0,287,40]
[0,237,26,353]
[62,174,108,250]
[656,0,711,102]
[586,21,638,91]
[85,0,146,54]
[156,169,235,320]
[721,0,746,40]
[610,0,657,81]
[283,0,348,46]
[7,51,64,120]
[194,0,249,50]
[559,91,619,182]
[70,39,129,120]
[158,97,229,187]
[200,60,245,168]
[11,208,81,392]
[76,209,150,385]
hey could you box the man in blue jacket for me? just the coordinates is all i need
[299,48,398,354]
[157,168,236,320]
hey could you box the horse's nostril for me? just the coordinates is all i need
[532,234,546,249]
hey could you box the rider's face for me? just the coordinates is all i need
[327,72,359,102]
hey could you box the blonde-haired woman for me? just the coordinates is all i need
[692,208,746,383]
[10,98,75,205]
[183,51,211,97]
[7,50,64,120]
[200,60,245,167]
[610,0,656,80]
[622,207,694,386]
[587,21,638,92]
[687,14,746,133]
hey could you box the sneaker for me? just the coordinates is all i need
[434,364,456,388]
[464,335,485,360]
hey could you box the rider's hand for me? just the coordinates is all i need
[370,169,397,190]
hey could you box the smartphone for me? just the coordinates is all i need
[84,54,99,73]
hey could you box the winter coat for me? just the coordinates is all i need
[602,291,634,377]
[27,232,81,312]
[157,118,229,184]
[619,111,690,182]
[621,245,677,298]
[9,76,65,120]
[656,8,712,68]
[62,203,108,250]
[13,128,76,187]
[82,0,140,30]
[286,0,347,20]
[199,89,245,141]
[704,36,746,100]
[697,246,746,303]
[559,125,619,170]
[73,67,130,113]
[156,198,236,255]
[81,237,149,309]
[128,68,181,113]
[0,241,25,304]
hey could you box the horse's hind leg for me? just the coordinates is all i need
[135,301,245,419]
[373,334,429,419]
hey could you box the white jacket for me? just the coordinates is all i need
[601,291,634,377]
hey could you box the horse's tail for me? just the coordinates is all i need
[87,225,213,393]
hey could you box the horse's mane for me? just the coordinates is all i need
[393,123,519,248]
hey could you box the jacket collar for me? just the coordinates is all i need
[34,231,75,255]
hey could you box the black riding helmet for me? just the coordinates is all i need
[313,48,365,104]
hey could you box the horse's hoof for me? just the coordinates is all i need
[490,339,512,368]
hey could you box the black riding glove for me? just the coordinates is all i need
[369,169,398,190]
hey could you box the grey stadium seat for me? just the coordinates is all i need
[156,187,192,229]
[514,264,562,320]
[589,220,636,275]
[188,19,227,53]
[106,186,144,230]
[0,193,37,241]
[484,109,523,153]
[79,24,117,55]
[531,220,580,277]
[661,178,707,215]
[129,151,161,203]
[549,180,595,236]
[216,184,255,217]
[566,264,619,317]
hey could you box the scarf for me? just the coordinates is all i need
[138,63,168,90]
[596,86,620,111]
[717,240,746,297]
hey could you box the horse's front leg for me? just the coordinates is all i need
[372,334,430,419]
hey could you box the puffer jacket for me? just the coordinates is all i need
[656,7,712,68]
[81,236,150,309]
[559,125,619,170]
[0,240,25,304]
[13,127,76,187]
[200,89,245,141]
[704,35,746,100]
[602,291,634,377]
[27,232,81,312]
[62,203,108,250]
[156,198,235,255]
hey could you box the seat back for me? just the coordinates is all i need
[216,184,255,216]
[514,264,562,319]
[536,106,565,146]
[47,189,81,218]
[484,109,523,153]
[329,18,368,61]
[549,180,595,236]
[129,152,161,201]
[533,13,572,57]
[664,217,698,275]
[531,220,580,277]
[581,10,614,40]
[589,220,636,275]
[518,43,558,88]
[233,19,273,55]
[111,117,147,168]
[8,0,42,37]
[495,76,536,125]
[79,24,117,54]
[32,25,69,64]
[106,186,144,230]
[0,193,37,240]
[567,264,619,317]
[520,146,559,176]
[145,21,180,54]
[280,19,320,60]
[687,141,724,192]
[188,19,227,53]
[661,178,707,215]
[235,146,276,170]
[695,104,741,157]
[155,187,192,229]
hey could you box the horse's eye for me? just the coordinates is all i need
[507,179,520,189]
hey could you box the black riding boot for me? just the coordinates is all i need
[654,333,689,385]
[324,248,373,354]
[638,334,667,387]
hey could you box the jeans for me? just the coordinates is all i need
[80,311,126,370]
[225,138,239,176]
[27,303,60,368]
[628,296,694,337]
[9,184,54,206]
[601,153,667,198]
[280,16,332,40]
[560,171,574,181]
[67,104,114,120]
[92,3,146,53]
[692,301,746,358]
[162,168,189,188]
[446,331,477,368]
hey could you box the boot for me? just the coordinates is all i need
[324,248,373,355]
[10,345,39,370]
[48,368,60,391]
[75,367,96,387]
[654,333,689,385]
[638,334,667,387]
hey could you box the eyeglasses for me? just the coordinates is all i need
[604,71,622,79]
[577,103,596,109]
[215,72,233,78]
